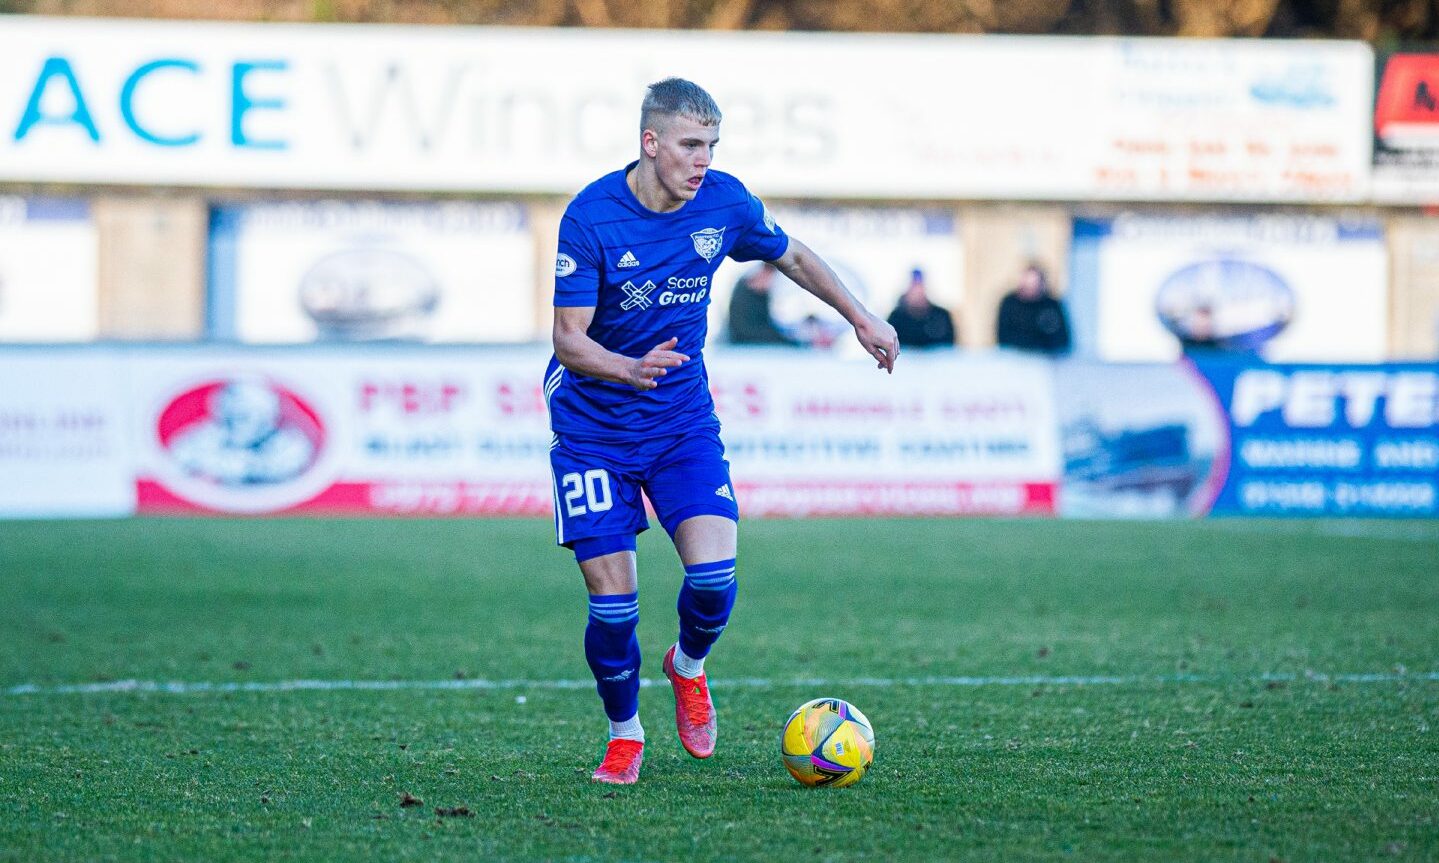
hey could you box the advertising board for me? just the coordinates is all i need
[1193,359,1439,517]
[0,197,98,342]
[0,349,133,517]
[123,348,1059,517]
[1052,362,1228,518]
[0,17,1373,202]
[3,345,1427,521]
[1372,51,1439,204]
[208,201,535,343]
[128,348,554,514]
[1072,214,1388,363]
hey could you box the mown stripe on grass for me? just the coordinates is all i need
[5,670,1437,697]
[1198,519,1439,543]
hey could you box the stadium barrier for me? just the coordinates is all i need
[1,345,1433,519]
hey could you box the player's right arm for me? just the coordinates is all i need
[553,306,689,391]
[552,206,689,390]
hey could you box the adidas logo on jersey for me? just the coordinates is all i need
[715,484,734,501]
[617,250,640,268]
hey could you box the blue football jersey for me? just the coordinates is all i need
[545,162,789,441]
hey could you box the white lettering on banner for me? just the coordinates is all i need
[1231,370,1439,428]
[0,18,1371,200]
[1238,437,1363,469]
[1241,480,1327,510]
[1374,439,1439,470]
[1333,482,1436,510]
[367,481,551,514]
[1239,479,1437,512]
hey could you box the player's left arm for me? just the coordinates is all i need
[770,238,900,373]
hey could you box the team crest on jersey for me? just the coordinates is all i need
[690,227,725,262]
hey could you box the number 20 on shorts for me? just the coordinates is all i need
[561,469,613,516]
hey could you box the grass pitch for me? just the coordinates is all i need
[2,517,1436,862]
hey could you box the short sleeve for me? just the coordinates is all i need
[553,207,602,307]
[727,188,789,263]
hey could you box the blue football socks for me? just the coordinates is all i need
[675,558,737,674]
[585,592,642,727]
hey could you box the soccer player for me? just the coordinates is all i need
[545,78,899,784]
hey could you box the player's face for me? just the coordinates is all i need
[646,116,719,205]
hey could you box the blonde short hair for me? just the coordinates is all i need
[640,78,722,134]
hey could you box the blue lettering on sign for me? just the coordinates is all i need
[14,56,99,143]
[120,59,202,147]
[231,61,289,150]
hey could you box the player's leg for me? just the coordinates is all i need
[643,430,740,759]
[551,436,649,783]
[576,540,647,784]
[671,515,738,679]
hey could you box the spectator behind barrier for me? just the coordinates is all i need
[996,263,1071,355]
[727,262,801,345]
[885,267,956,349]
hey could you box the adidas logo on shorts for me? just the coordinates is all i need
[715,484,734,501]
[617,250,640,268]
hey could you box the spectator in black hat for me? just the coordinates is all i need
[886,267,955,349]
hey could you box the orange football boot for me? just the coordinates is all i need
[662,644,716,758]
[591,738,644,784]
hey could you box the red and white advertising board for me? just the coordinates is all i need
[118,347,1060,517]
[0,346,1060,518]
[128,348,554,515]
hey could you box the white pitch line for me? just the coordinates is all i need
[4,671,1437,698]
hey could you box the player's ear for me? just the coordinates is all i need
[642,129,659,158]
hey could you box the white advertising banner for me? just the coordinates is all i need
[0,346,1064,518]
[125,348,1058,517]
[0,197,98,342]
[711,206,962,348]
[0,350,133,517]
[209,201,535,343]
[0,17,1372,202]
[713,350,1060,516]
[1073,214,1389,363]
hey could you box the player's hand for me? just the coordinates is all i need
[626,337,689,390]
[854,313,900,374]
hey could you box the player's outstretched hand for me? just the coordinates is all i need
[627,337,690,390]
[854,313,900,374]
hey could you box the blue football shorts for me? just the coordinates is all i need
[549,427,739,548]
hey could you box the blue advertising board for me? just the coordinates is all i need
[1192,359,1439,517]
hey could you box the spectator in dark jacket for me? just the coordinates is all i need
[886,268,955,349]
[727,263,800,345]
[996,263,1071,355]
